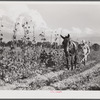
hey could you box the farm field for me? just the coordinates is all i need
[0,47,100,90]
[0,2,100,92]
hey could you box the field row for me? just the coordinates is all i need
[51,62,100,90]
[0,60,96,90]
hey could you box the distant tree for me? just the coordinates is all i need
[92,43,100,51]
[52,42,58,49]
[58,44,63,49]
[36,42,42,46]
[42,41,51,48]
[0,41,6,47]
[6,41,13,47]
[17,40,23,47]
[2,42,6,47]
[27,41,32,46]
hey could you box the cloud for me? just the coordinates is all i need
[0,3,50,42]
[84,28,94,35]
[0,3,97,43]
[0,9,5,17]
[6,4,29,21]
[55,27,95,42]
[0,3,48,31]
[59,27,82,38]
[71,27,82,34]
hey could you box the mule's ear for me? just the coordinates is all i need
[60,35,65,39]
[68,34,70,38]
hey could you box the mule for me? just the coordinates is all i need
[60,34,78,70]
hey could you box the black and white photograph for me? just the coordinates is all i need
[0,1,100,93]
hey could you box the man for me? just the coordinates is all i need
[81,40,90,65]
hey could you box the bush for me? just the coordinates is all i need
[92,43,100,51]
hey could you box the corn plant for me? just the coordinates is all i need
[39,30,46,49]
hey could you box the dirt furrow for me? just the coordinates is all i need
[50,63,100,90]
[16,60,96,90]
[0,60,97,90]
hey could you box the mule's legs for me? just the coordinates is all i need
[74,55,77,69]
[71,56,73,70]
[66,57,69,70]
[65,52,70,70]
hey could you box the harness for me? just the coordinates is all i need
[66,40,77,56]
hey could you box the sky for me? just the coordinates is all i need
[0,1,100,44]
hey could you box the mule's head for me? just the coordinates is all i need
[60,34,71,53]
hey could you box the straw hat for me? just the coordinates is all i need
[82,40,86,44]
